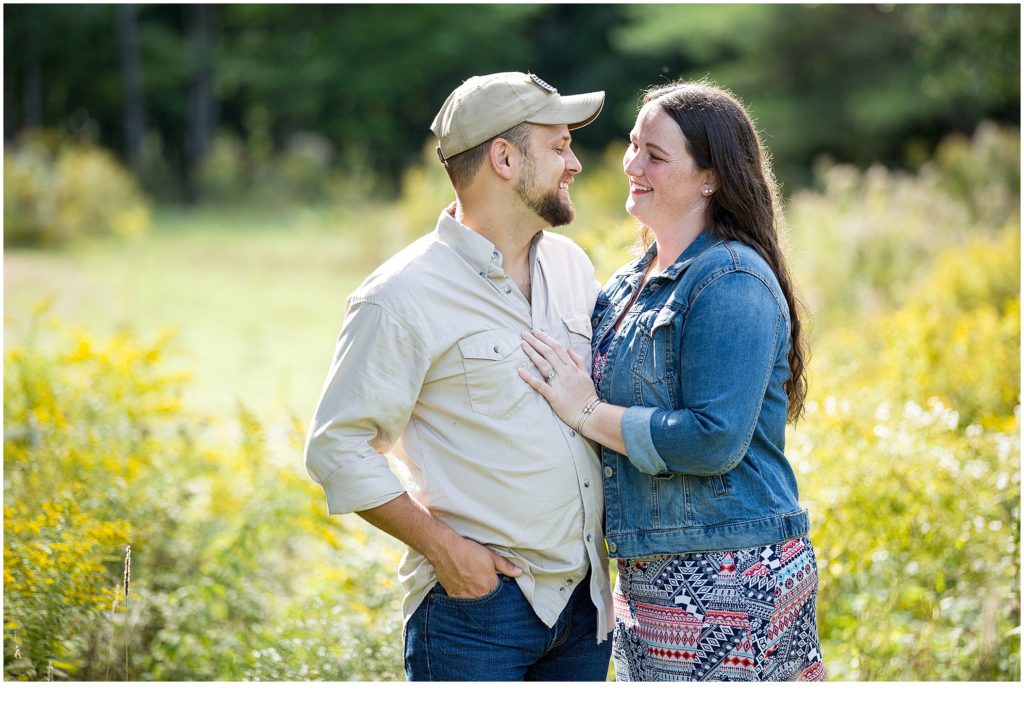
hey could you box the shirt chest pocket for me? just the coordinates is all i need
[562,315,594,372]
[458,329,534,419]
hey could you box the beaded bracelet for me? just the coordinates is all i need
[575,396,602,434]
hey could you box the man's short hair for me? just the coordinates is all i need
[445,122,534,190]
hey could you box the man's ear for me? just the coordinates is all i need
[489,139,516,182]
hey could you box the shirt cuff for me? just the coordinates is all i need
[622,406,667,476]
[320,467,407,515]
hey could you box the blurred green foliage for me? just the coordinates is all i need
[3,4,1019,200]
[3,133,150,247]
[615,5,1019,183]
[791,229,1020,678]
[791,127,1021,680]
[3,122,1020,680]
[3,309,405,680]
[786,122,1019,329]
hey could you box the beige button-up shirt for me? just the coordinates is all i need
[305,208,612,639]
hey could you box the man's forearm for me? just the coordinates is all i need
[356,492,462,563]
[357,492,522,598]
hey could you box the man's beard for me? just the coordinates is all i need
[514,157,575,227]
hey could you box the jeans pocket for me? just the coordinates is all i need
[432,576,505,605]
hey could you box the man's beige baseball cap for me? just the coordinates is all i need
[430,72,605,160]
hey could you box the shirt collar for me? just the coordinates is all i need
[435,205,544,277]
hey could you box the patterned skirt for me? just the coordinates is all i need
[612,537,826,681]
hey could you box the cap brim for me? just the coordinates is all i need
[527,91,605,130]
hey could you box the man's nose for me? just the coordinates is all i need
[566,148,582,174]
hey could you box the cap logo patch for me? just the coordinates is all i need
[528,73,557,94]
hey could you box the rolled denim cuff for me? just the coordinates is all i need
[622,406,667,475]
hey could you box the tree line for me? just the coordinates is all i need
[4,3,1019,201]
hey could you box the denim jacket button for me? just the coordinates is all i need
[603,466,613,478]
[608,542,617,553]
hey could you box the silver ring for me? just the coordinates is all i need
[545,369,558,382]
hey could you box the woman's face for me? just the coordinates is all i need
[622,102,715,234]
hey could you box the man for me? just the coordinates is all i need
[305,72,612,681]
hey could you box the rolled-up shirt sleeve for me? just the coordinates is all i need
[304,298,429,514]
[621,271,784,477]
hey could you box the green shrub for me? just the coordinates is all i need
[790,189,1020,680]
[786,122,1019,330]
[196,131,249,203]
[3,499,129,680]
[793,395,1019,680]
[811,224,1020,426]
[3,133,150,248]
[3,316,403,680]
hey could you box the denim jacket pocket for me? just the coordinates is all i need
[458,330,532,419]
[709,473,730,497]
[630,306,677,385]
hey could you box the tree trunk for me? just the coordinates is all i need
[186,3,215,200]
[23,15,42,130]
[117,4,146,172]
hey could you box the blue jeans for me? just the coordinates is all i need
[404,572,612,681]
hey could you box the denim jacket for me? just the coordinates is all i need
[593,230,809,558]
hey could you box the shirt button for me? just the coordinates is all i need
[569,430,576,437]
[584,480,590,488]
[609,542,617,553]
[586,534,593,542]
[504,286,512,294]
[559,587,565,593]
[565,579,573,585]
[493,346,501,353]
[603,467,613,478]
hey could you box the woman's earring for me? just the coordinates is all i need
[703,187,714,196]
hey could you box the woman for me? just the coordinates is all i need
[518,80,826,682]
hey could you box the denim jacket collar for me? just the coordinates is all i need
[658,230,723,281]
[623,230,721,286]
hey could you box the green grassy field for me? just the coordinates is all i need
[4,206,391,428]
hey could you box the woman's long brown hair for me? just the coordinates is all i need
[639,80,808,422]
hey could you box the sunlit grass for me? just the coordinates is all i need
[4,204,397,426]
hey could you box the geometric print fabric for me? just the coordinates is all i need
[612,537,827,681]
